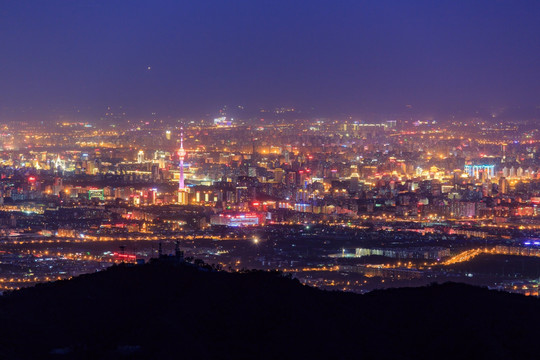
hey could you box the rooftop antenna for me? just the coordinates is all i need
[175,240,183,260]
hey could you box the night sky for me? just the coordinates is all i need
[1,0,539,120]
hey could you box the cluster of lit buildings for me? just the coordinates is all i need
[0,115,537,294]
[0,117,538,228]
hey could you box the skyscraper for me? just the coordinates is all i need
[137,150,145,163]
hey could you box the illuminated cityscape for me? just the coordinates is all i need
[0,116,538,294]
[1,0,540,358]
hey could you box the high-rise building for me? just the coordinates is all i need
[53,177,63,196]
[499,177,508,195]
[349,165,360,194]
[137,150,145,163]
[158,154,166,169]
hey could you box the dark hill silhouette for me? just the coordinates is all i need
[0,261,539,359]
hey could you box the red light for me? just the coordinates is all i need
[28,176,36,182]
[113,252,136,260]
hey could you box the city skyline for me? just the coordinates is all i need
[1,2,540,358]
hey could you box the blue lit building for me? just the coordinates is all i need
[464,164,495,179]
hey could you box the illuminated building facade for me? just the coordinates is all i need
[210,212,262,227]
[464,164,495,179]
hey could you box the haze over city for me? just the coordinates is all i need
[0,1,540,359]
[1,0,540,121]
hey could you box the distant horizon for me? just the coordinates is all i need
[1,103,540,124]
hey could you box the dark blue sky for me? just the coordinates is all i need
[1,0,539,121]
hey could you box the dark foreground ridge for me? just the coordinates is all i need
[0,262,539,359]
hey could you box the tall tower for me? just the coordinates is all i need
[177,129,189,204]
